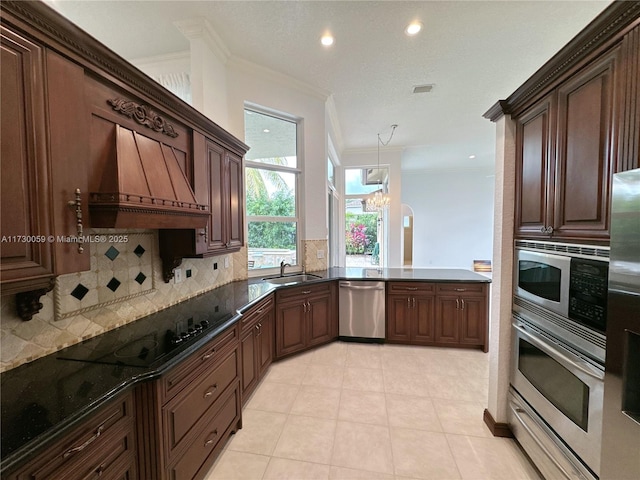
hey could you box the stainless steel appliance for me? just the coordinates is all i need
[510,316,604,479]
[600,168,640,480]
[339,281,385,340]
[514,241,609,363]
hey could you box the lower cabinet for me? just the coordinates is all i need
[275,282,337,359]
[387,282,489,351]
[8,392,137,480]
[239,295,274,404]
[135,324,242,480]
[435,283,489,352]
[386,282,436,344]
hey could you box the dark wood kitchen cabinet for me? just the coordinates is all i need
[240,295,274,404]
[0,24,90,319]
[135,324,241,480]
[514,50,617,242]
[435,283,488,352]
[275,282,337,359]
[7,392,137,480]
[386,282,436,345]
[159,133,246,281]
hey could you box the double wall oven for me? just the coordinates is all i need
[510,240,609,480]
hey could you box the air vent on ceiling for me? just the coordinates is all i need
[413,84,434,94]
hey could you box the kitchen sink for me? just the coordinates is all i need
[262,274,322,285]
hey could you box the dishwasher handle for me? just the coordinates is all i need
[339,282,385,291]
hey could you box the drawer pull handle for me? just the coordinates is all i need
[461,299,465,310]
[454,288,466,292]
[204,384,218,398]
[257,308,264,313]
[302,290,311,295]
[202,349,216,361]
[255,324,260,330]
[67,188,84,254]
[405,287,418,291]
[456,298,460,309]
[204,429,219,446]
[62,424,105,458]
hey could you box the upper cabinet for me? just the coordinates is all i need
[1,1,249,307]
[158,134,245,282]
[486,2,640,244]
[1,26,90,319]
[515,51,617,241]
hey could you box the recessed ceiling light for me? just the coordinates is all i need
[405,21,422,36]
[321,33,334,46]
[263,129,270,133]
[469,154,476,159]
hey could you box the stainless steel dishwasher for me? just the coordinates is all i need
[339,281,385,340]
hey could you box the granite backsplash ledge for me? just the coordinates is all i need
[0,229,245,372]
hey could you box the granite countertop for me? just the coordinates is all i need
[0,268,489,472]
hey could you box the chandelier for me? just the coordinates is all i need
[366,125,397,212]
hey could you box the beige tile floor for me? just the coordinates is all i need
[205,342,542,480]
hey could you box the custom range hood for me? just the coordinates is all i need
[89,124,208,229]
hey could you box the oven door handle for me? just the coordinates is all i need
[513,322,604,381]
[510,406,580,480]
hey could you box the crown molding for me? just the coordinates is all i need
[174,18,231,65]
[227,56,331,101]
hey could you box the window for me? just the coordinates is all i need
[244,108,300,273]
[344,167,388,267]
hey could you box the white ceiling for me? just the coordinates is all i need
[51,0,610,171]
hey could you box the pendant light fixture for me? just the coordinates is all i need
[366,124,397,212]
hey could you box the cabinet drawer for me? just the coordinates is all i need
[276,281,332,302]
[11,394,134,480]
[164,349,239,455]
[436,283,486,295]
[240,295,274,332]
[161,324,238,401]
[168,386,240,480]
[387,282,435,294]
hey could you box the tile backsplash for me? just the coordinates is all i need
[303,239,329,272]
[0,229,243,372]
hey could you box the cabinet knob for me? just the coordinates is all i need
[67,188,84,254]
[545,226,554,235]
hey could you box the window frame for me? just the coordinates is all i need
[244,106,302,278]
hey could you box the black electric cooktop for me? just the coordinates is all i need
[57,292,236,368]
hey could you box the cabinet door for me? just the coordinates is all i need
[458,296,487,348]
[258,310,274,377]
[240,327,258,403]
[307,294,332,347]
[515,95,554,238]
[412,295,436,344]
[554,50,617,240]
[386,295,412,342]
[435,296,459,344]
[1,27,54,289]
[275,301,306,357]
[205,140,227,252]
[226,151,244,249]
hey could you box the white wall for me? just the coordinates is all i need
[401,168,494,269]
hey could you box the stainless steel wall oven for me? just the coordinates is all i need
[511,240,609,480]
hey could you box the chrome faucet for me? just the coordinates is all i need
[280,260,291,277]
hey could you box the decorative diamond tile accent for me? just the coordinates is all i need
[105,246,120,261]
[133,245,146,257]
[135,272,147,285]
[106,277,121,292]
[70,284,89,301]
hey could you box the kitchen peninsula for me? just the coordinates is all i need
[1,268,489,479]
